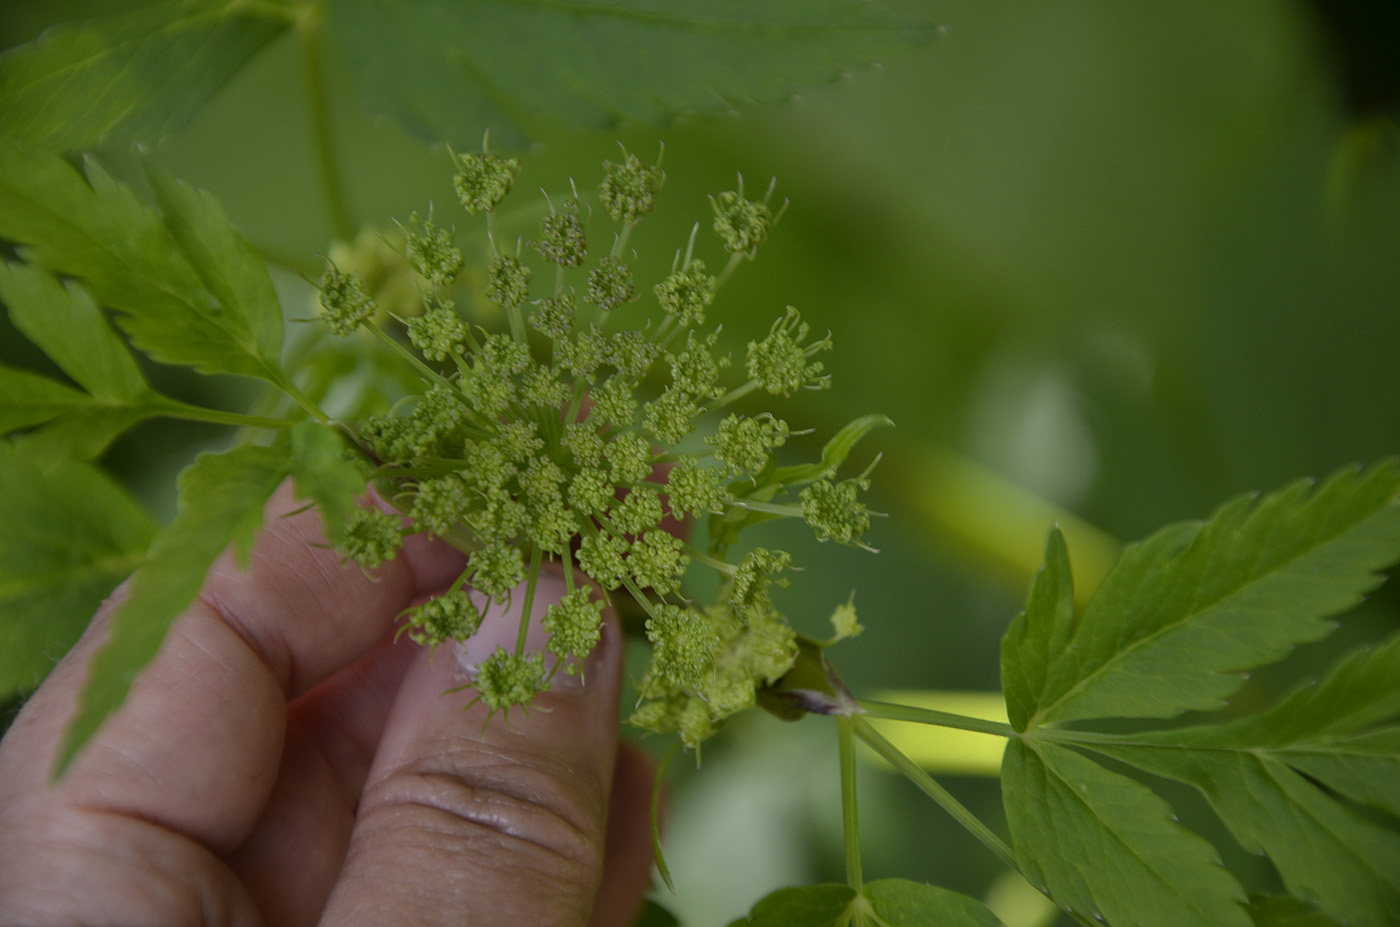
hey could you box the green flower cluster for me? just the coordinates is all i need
[315,146,882,740]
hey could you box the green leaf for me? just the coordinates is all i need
[0,446,156,695]
[771,413,894,486]
[727,880,1006,927]
[0,261,153,403]
[1000,527,1074,732]
[1246,895,1345,927]
[54,443,290,778]
[0,0,293,151]
[326,0,935,147]
[289,421,365,545]
[1024,462,1400,727]
[1082,634,1400,927]
[863,879,1006,926]
[632,899,681,927]
[0,143,287,383]
[0,365,91,434]
[727,884,857,927]
[1002,739,1250,927]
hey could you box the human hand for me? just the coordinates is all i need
[0,483,655,925]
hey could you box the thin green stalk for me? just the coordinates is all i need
[857,701,1016,738]
[710,379,760,411]
[854,717,1021,876]
[160,402,300,431]
[727,498,801,518]
[515,547,544,657]
[651,738,681,893]
[837,715,864,893]
[298,9,354,242]
[684,543,736,576]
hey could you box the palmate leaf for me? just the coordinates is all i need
[727,879,1004,927]
[996,462,1400,927]
[54,443,291,777]
[326,0,936,147]
[1008,461,1400,729]
[0,0,293,152]
[0,261,187,459]
[0,143,288,385]
[1084,634,1400,927]
[0,444,156,695]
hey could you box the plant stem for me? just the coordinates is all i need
[857,700,1016,738]
[298,6,354,242]
[515,547,544,657]
[651,738,681,893]
[854,717,1022,877]
[837,715,864,894]
[160,401,299,431]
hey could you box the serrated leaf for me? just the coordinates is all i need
[0,143,288,383]
[0,261,152,403]
[143,158,284,372]
[863,879,1006,926]
[0,447,156,695]
[0,0,293,152]
[1025,462,1400,727]
[54,444,290,778]
[1002,739,1250,927]
[326,0,935,147]
[1081,634,1400,927]
[1000,527,1074,732]
[0,365,91,434]
[289,421,365,545]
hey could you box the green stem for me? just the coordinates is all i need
[854,717,1021,876]
[272,373,331,423]
[364,322,455,393]
[727,498,801,518]
[160,401,299,431]
[857,701,1016,738]
[515,547,544,657]
[651,738,681,893]
[299,8,354,242]
[837,715,864,893]
[684,543,736,576]
[709,379,760,412]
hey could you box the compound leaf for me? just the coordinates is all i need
[1025,461,1400,727]
[727,884,856,927]
[1246,895,1344,927]
[1002,739,1250,927]
[0,445,156,695]
[0,365,90,435]
[0,143,288,384]
[0,0,293,152]
[288,421,365,545]
[327,0,936,147]
[1083,633,1400,927]
[862,879,1005,926]
[54,443,291,778]
[1000,526,1074,731]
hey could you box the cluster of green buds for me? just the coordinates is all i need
[316,142,884,745]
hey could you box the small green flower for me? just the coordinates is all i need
[586,256,636,311]
[318,265,377,336]
[611,486,664,536]
[830,596,862,641]
[531,293,576,340]
[628,530,689,594]
[519,365,570,410]
[410,472,471,537]
[747,307,830,396]
[402,589,482,648]
[604,431,652,486]
[708,413,788,477]
[543,588,605,676]
[800,478,872,546]
[669,330,728,400]
[470,540,525,603]
[606,329,661,380]
[712,184,772,254]
[653,260,715,328]
[600,148,664,223]
[591,376,638,428]
[665,457,731,519]
[495,421,543,463]
[405,300,467,362]
[519,454,566,507]
[556,325,610,382]
[645,604,717,687]
[473,648,546,715]
[568,466,613,518]
[578,530,629,590]
[536,207,588,267]
[453,149,520,214]
[563,421,605,466]
[404,211,463,287]
[730,547,792,616]
[340,507,403,568]
[532,499,579,555]
[643,385,700,446]
[486,254,532,310]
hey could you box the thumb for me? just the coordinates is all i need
[320,572,625,926]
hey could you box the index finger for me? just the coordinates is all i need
[0,481,465,855]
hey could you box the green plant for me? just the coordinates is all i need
[3,3,1400,926]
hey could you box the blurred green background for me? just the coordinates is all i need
[3,1,1398,923]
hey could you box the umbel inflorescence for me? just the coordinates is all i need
[316,143,882,746]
